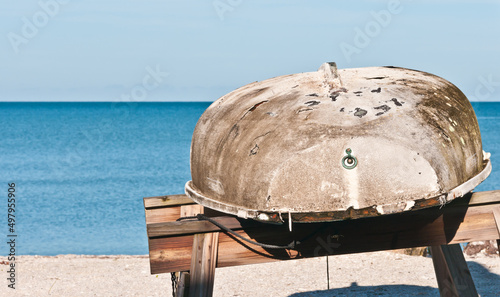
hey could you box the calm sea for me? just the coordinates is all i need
[0,102,498,256]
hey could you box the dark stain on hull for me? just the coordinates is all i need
[371,88,382,93]
[374,104,391,116]
[436,126,451,141]
[249,100,269,112]
[390,98,404,106]
[297,108,313,113]
[307,93,319,97]
[330,93,340,101]
[305,100,320,106]
[354,108,368,118]
[249,144,259,156]
[229,124,239,139]
[330,88,347,101]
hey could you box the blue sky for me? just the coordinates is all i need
[1,0,499,101]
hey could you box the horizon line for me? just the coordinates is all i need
[0,100,499,103]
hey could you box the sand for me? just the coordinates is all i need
[1,251,499,297]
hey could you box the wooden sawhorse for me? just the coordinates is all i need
[144,190,500,297]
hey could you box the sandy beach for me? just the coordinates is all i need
[1,251,499,297]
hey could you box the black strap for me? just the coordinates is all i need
[177,214,299,249]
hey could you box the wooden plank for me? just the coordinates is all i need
[147,202,499,240]
[493,206,500,235]
[146,207,183,224]
[146,198,202,275]
[144,198,202,225]
[189,233,219,297]
[144,190,500,210]
[494,206,500,258]
[144,194,194,209]
[181,205,204,217]
[175,206,204,296]
[144,198,228,225]
[149,203,500,274]
[468,190,500,206]
[145,190,500,226]
[430,244,478,297]
[147,217,249,238]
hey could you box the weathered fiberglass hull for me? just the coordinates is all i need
[186,62,491,223]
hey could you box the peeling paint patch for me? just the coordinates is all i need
[460,137,465,145]
[436,126,450,141]
[330,88,347,101]
[266,112,277,117]
[240,100,269,120]
[390,98,404,106]
[257,213,269,221]
[354,108,368,118]
[249,100,269,112]
[404,201,415,211]
[449,125,455,132]
[371,87,381,93]
[292,85,299,88]
[229,124,239,138]
[366,76,387,80]
[250,144,259,156]
[374,104,391,116]
[330,93,340,101]
[297,108,313,113]
[305,100,320,106]
[206,178,225,195]
[253,131,273,142]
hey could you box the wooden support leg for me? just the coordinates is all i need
[172,204,205,296]
[176,272,190,297]
[493,207,500,257]
[429,244,478,297]
[189,232,219,297]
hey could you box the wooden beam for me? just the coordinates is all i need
[145,190,500,225]
[145,207,183,224]
[493,206,500,235]
[148,202,500,274]
[177,204,205,296]
[145,191,500,274]
[189,233,219,297]
[144,194,194,209]
[147,217,248,238]
[430,244,478,297]
[468,190,500,206]
[181,205,204,218]
[144,195,223,225]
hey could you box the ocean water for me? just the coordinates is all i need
[0,102,498,256]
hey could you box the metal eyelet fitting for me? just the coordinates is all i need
[341,148,358,169]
